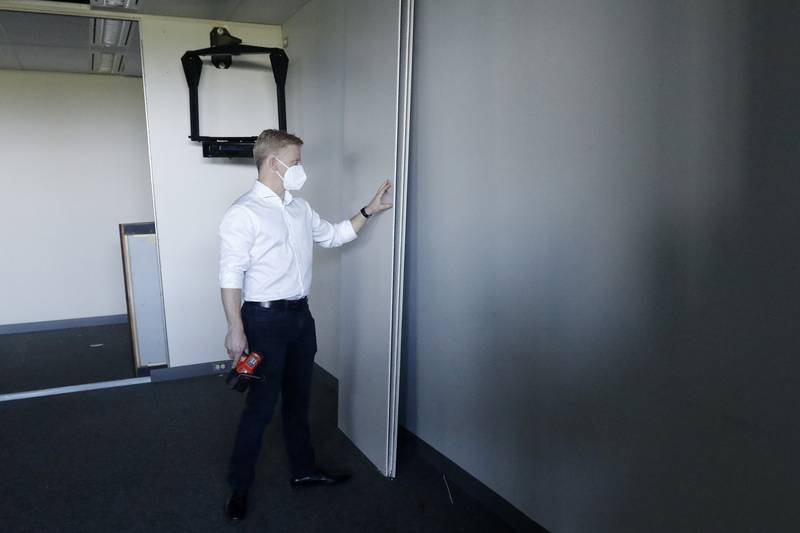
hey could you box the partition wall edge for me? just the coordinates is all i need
[136,18,171,368]
[386,0,414,479]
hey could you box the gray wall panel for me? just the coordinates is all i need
[284,0,403,475]
[402,1,800,531]
[284,0,347,377]
[337,0,401,476]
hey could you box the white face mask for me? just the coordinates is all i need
[275,157,307,191]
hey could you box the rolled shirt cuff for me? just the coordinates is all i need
[341,219,358,244]
[219,271,244,289]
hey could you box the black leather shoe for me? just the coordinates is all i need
[224,489,248,523]
[290,469,351,488]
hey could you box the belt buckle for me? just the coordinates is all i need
[259,301,272,309]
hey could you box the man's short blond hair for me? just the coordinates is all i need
[253,129,304,171]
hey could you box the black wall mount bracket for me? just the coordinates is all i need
[181,28,289,158]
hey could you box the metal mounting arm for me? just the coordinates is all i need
[180,37,289,158]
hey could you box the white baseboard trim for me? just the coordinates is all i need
[0,377,151,403]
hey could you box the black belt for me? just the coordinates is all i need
[244,297,308,311]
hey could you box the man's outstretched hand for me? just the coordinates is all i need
[350,180,394,234]
[365,180,393,216]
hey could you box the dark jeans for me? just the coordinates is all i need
[227,300,318,489]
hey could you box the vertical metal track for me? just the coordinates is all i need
[386,0,414,479]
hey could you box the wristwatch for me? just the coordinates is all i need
[360,207,372,219]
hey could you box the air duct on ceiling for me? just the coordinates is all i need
[89,18,134,74]
[90,0,140,11]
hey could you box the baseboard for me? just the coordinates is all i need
[0,314,129,335]
[0,377,151,403]
[150,359,337,384]
[150,359,232,382]
[398,426,549,533]
[135,364,168,377]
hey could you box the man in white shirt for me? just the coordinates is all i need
[218,129,392,523]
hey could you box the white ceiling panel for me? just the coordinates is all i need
[0,10,141,77]
[122,52,141,76]
[0,0,305,78]
[91,0,311,25]
[0,10,87,47]
[0,43,20,70]
[134,0,241,21]
[14,44,89,72]
[229,0,310,25]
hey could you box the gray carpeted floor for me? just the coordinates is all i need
[0,324,135,394]
[0,369,516,532]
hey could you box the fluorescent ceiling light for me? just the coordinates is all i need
[98,52,115,73]
[102,19,122,47]
[90,51,124,74]
[91,18,133,48]
[89,17,136,75]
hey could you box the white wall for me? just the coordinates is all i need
[138,17,282,367]
[0,69,153,326]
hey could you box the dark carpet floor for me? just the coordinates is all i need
[0,324,135,394]
[0,370,515,533]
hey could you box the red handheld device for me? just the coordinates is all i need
[226,351,264,392]
[235,352,263,375]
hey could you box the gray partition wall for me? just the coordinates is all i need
[402,1,800,532]
[284,0,411,477]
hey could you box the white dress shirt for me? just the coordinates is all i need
[218,180,357,301]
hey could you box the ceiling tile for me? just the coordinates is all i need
[0,45,22,70]
[127,19,140,50]
[230,0,311,25]
[135,0,241,21]
[120,49,141,76]
[0,11,141,77]
[0,11,88,47]
[15,45,90,73]
[128,0,311,25]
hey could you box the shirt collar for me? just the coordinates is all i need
[252,180,293,206]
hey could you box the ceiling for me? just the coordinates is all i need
[0,10,142,76]
[87,0,311,25]
[0,1,311,78]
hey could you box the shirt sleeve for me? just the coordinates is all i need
[309,202,358,248]
[218,205,256,289]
